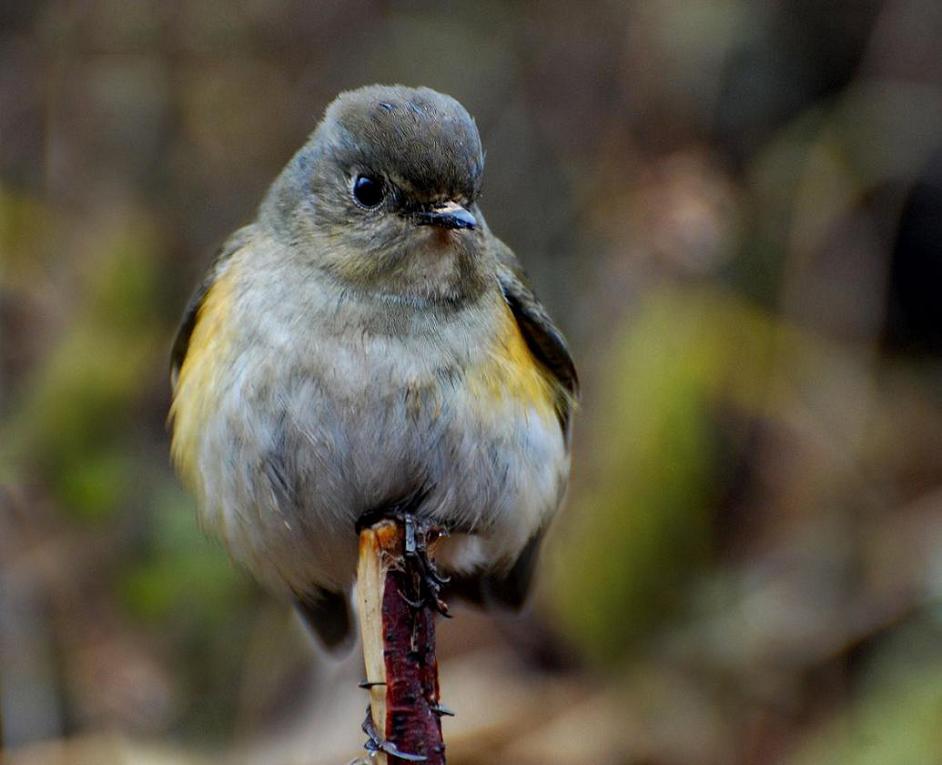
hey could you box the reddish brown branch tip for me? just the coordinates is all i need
[381,564,445,763]
[357,518,448,764]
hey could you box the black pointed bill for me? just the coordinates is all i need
[414,201,477,230]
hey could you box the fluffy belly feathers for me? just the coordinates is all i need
[170,263,567,593]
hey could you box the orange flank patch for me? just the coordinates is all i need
[466,300,558,419]
[169,264,238,491]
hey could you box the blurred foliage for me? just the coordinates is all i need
[119,486,247,626]
[791,627,942,765]
[555,289,754,657]
[2,1,942,763]
[8,217,162,518]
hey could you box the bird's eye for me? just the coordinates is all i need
[352,174,385,208]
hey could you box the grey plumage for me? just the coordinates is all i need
[170,85,576,649]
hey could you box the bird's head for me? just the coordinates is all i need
[261,85,490,307]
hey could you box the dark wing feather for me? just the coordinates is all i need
[444,533,543,611]
[170,227,252,387]
[493,237,579,439]
[294,587,354,651]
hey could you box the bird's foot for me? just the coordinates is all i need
[400,514,451,617]
[357,501,450,617]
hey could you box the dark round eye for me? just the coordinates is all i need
[352,174,385,208]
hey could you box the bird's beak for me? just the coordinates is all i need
[414,201,477,230]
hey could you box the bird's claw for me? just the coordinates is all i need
[356,504,451,609]
[394,513,450,616]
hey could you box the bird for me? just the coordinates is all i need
[169,84,577,649]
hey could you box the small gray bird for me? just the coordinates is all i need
[169,85,577,648]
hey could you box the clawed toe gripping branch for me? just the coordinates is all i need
[356,513,450,764]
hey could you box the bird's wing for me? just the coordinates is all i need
[170,226,252,388]
[445,238,578,613]
[294,587,354,651]
[493,237,579,440]
[170,227,357,652]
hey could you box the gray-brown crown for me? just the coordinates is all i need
[316,84,484,202]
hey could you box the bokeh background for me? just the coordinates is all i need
[3,1,942,763]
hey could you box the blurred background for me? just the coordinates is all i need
[2,1,942,763]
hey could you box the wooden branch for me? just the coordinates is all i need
[358,521,392,761]
[357,519,447,764]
